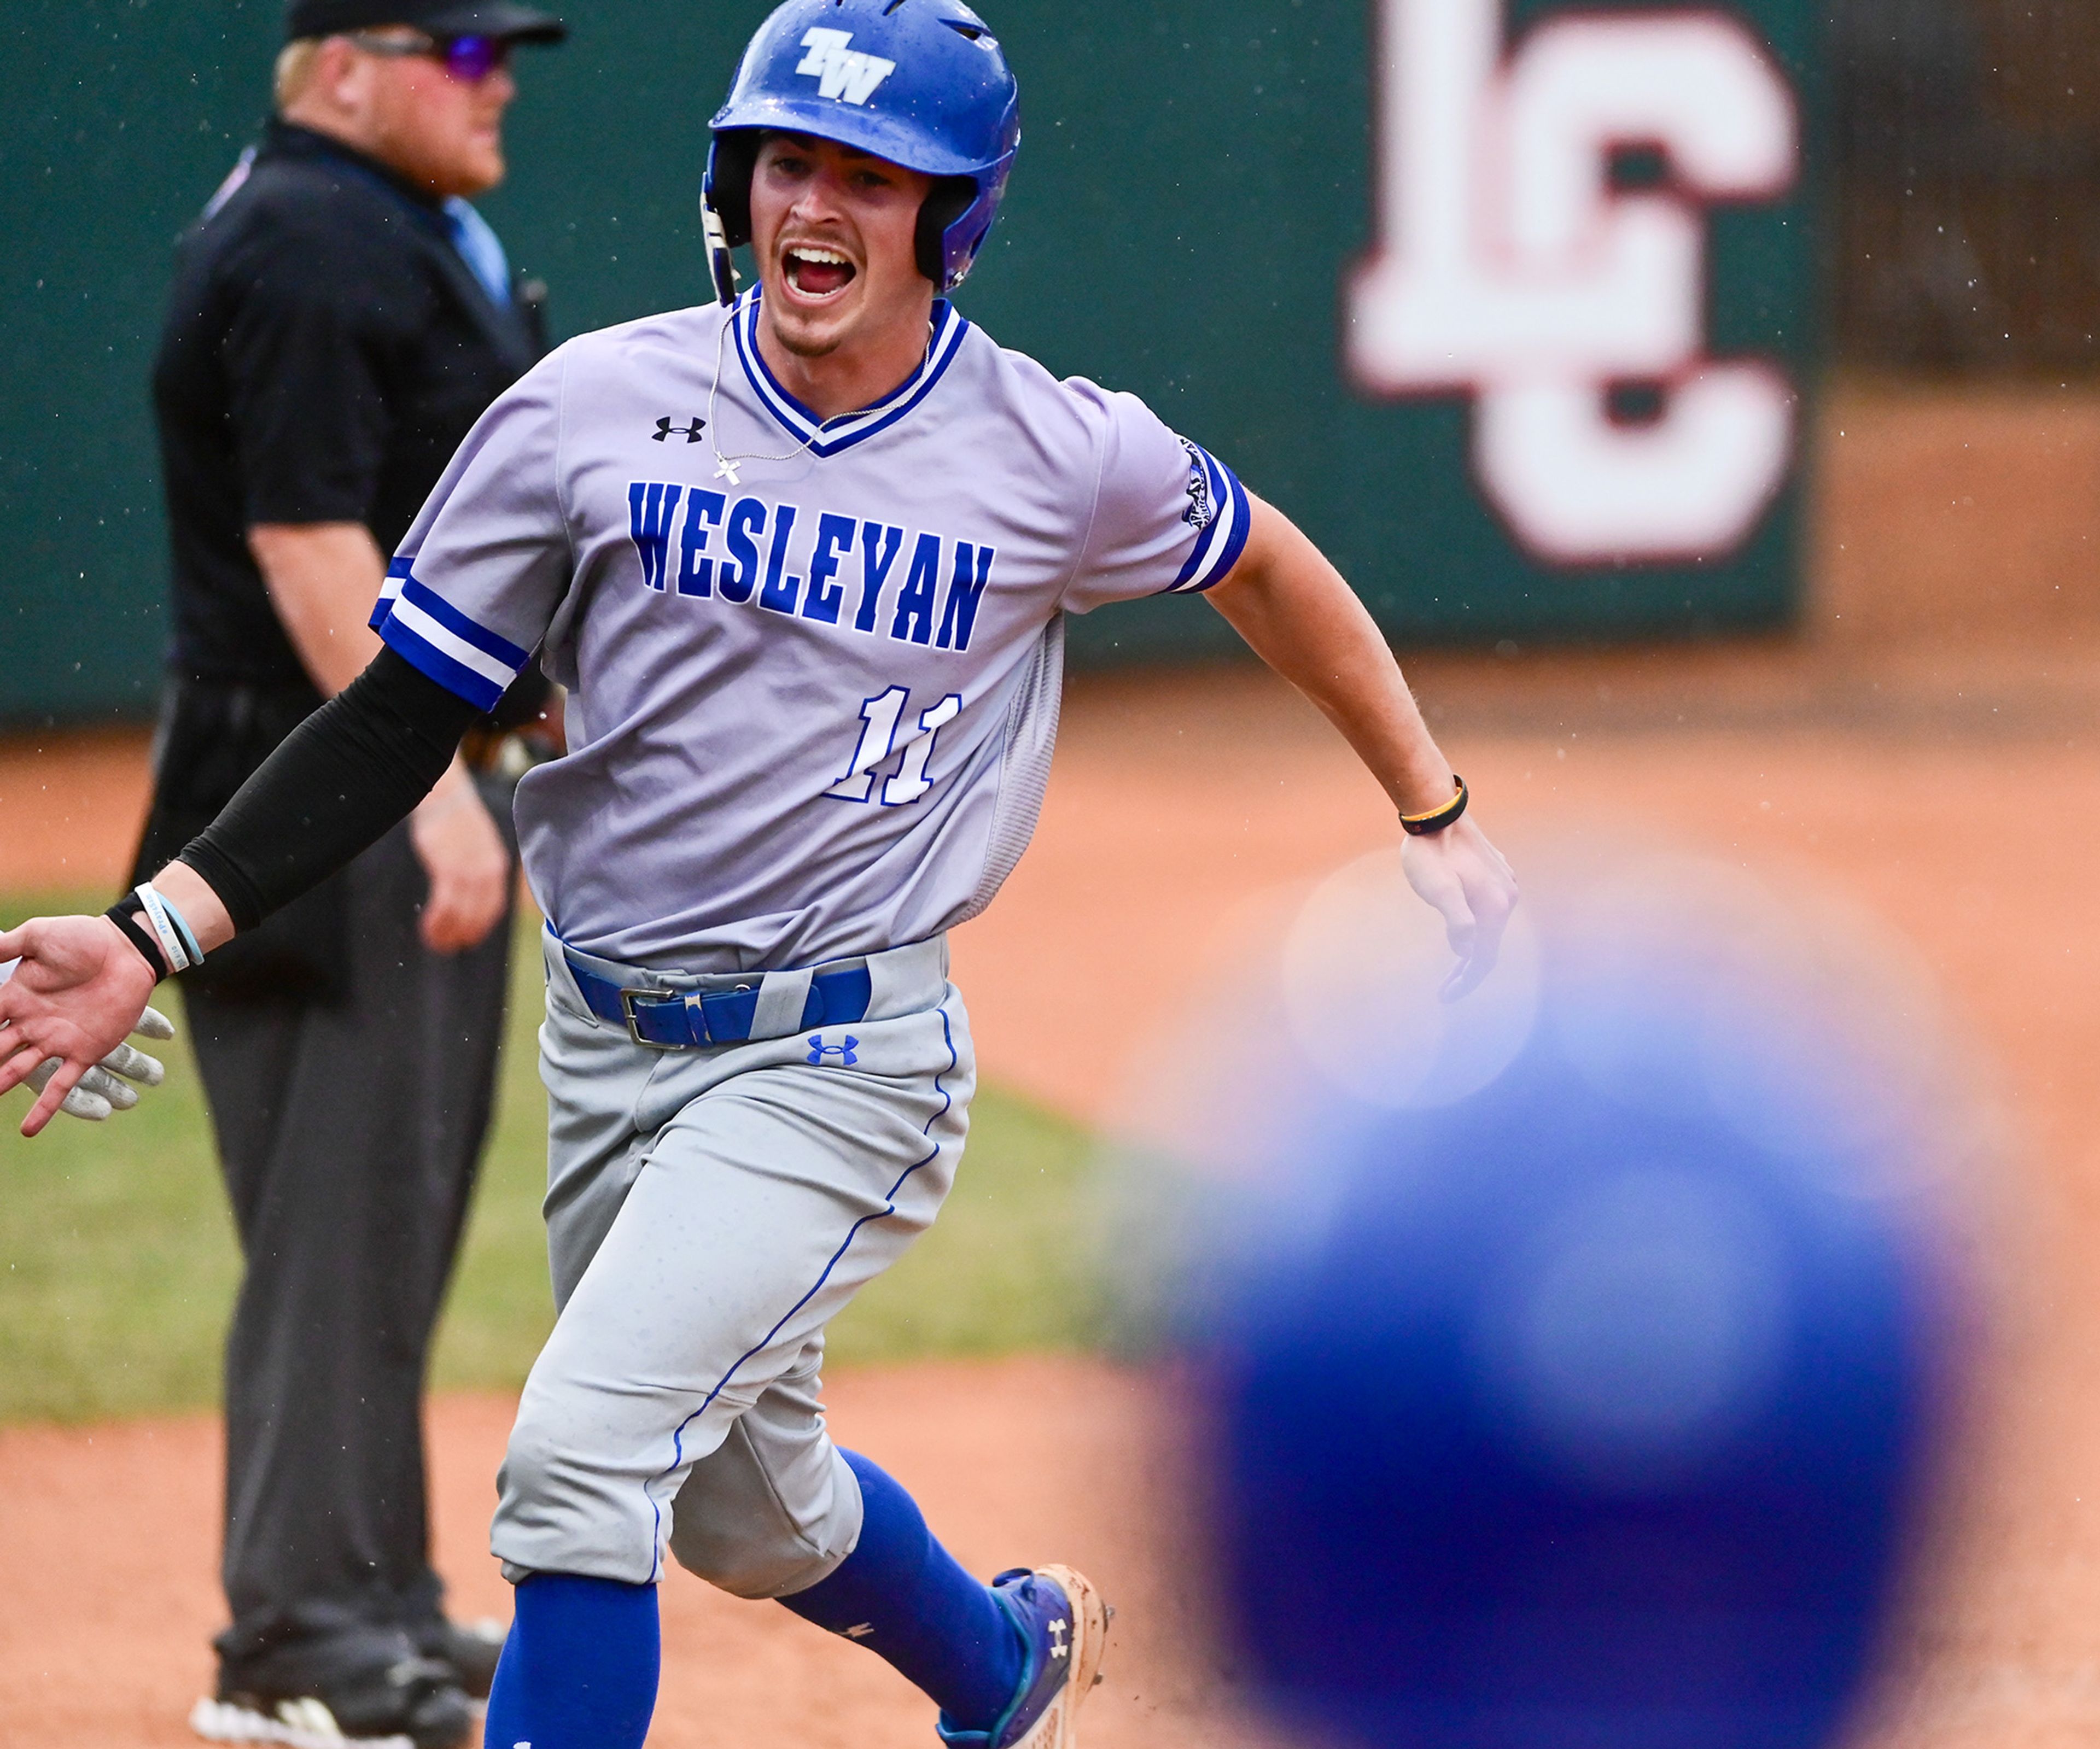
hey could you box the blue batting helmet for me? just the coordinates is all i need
[705,0,1022,294]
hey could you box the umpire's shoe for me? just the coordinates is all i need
[936,1565,1111,1749]
[416,1615,506,1701]
[191,1626,473,1749]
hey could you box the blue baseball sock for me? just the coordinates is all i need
[482,1572,660,1749]
[780,1449,1025,1732]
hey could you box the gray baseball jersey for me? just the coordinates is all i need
[372,287,1251,971]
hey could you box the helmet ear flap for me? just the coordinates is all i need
[916,175,981,286]
[706,132,762,249]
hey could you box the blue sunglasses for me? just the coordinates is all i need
[347,30,512,83]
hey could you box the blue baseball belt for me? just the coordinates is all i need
[564,950,874,1050]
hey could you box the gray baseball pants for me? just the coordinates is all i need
[492,929,972,1596]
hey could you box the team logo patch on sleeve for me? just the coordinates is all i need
[1165,440,1253,594]
[1179,437,1218,531]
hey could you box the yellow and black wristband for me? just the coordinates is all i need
[1400,775,1468,838]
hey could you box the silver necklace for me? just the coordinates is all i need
[703,300,934,487]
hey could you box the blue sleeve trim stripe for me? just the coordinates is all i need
[1199,467,1254,592]
[1168,449,1253,593]
[1177,451,1231,583]
[378,615,508,713]
[398,574,531,669]
[370,554,416,632]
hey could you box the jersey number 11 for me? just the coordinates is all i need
[828,687,964,807]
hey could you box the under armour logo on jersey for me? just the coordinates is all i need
[843,1622,876,1640]
[807,1034,860,1067]
[654,416,706,443]
[796,27,897,104]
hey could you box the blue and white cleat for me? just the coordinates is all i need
[936,1564,1111,1749]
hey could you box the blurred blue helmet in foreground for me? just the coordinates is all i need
[707,0,1022,291]
[1146,856,1961,1749]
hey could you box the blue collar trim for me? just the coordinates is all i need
[730,286,969,457]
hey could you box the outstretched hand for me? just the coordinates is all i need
[1401,815,1519,1001]
[0,916,162,1137]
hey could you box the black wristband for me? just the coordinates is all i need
[104,893,172,983]
[1399,775,1469,837]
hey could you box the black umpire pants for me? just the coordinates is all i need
[183,809,514,1670]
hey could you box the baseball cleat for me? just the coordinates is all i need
[192,1637,471,1749]
[935,1564,1111,1749]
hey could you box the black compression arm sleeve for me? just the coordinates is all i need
[178,647,485,931]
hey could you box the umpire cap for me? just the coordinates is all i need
[284,0,565,43]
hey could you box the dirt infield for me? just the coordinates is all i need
[8,381,2100,1745]
[0,1360,1296,1749]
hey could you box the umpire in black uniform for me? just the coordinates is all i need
[141,5,563,1745]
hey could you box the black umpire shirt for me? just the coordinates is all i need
[153,117,543,692]
[139,118,545,991]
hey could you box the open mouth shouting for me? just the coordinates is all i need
[781,242,859,301]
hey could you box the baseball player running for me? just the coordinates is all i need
[0,3,1516,1745]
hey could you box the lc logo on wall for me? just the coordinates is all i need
[1348,0,1799,565]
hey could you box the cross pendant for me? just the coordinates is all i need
[714,455,743,485]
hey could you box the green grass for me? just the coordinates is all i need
[0,893,1101,1424]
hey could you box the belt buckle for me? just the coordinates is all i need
[619,986,696,1050]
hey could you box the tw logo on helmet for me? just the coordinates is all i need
[796,27,897,106]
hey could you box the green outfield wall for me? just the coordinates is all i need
[0,0,1823,724]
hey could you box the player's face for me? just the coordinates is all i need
[749,134,935,361]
